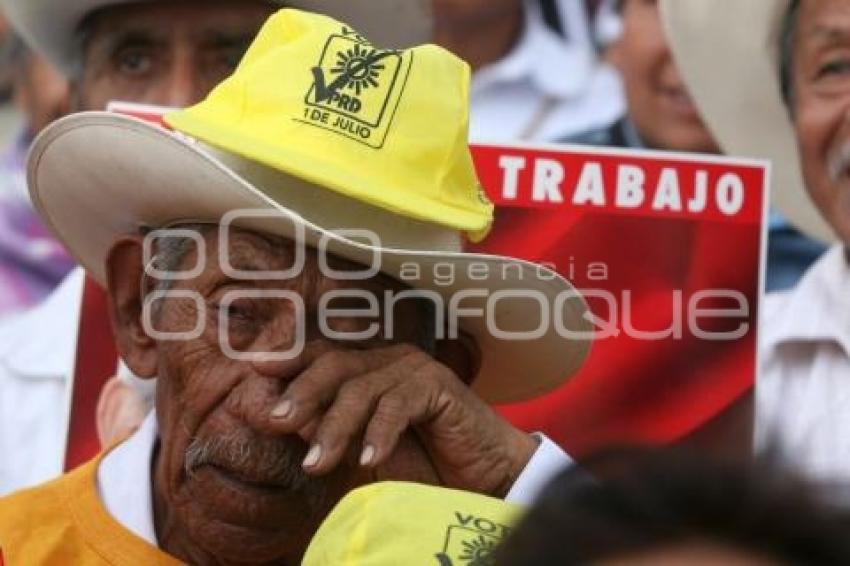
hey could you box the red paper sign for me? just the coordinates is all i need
[470,142,768,457]
[63,277,117,471]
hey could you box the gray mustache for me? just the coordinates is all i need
[184,432,314,493]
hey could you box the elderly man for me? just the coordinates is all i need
[0,0,430,495]
[0,9,590,564]
[663,0,850,482]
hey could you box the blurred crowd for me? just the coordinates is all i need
[0,0,848,564]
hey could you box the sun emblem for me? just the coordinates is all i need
[457,534,497,566]
[330,44,386,96]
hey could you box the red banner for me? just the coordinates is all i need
[470,142,768,457]
[64,277,117,471]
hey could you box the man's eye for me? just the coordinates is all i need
[116,49,153,76]
[218,302,253,321]
[818,59,850,78]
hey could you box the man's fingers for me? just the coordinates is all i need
[300,350,433,474]
[297,417,321,443]
[269,350,368,431]
[360,376,435,469]
[301,377,390,474]
[269,345,419,432]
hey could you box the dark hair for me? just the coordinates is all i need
[496,448,850,565]
[780,0,802,111]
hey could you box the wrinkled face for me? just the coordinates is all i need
[110,226,442,564]
[791,0,850,242]
[75,1,273,111]
[612,0,719,153]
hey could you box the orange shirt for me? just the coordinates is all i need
[0,455,181,565]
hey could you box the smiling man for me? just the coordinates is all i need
[663,0,850,483]
[599,0,718,153]
[0,9,590,565]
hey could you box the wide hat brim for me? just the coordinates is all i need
[0,0,432,75]
[660,0,835,243]
[28,112,592,404]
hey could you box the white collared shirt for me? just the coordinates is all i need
[470,0,624,143]
[757,245,850,483]
[0,268,84,495]
[97,412,573,546]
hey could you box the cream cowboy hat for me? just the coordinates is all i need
[0,0,432,75]
[660,0,835,243]
[28,9,591,404]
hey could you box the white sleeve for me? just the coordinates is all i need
[504,433,574,506]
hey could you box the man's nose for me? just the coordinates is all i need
[250,338,338,381]
[251,353,309,382]
[151,51,206,108]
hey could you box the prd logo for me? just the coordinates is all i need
[302,27,412,148]
[434,512,511,566]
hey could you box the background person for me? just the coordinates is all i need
[663,0,850,485]
[433,0,624,142]
[0,35,73,316]
[497,449,850,565]
[570,0,718,153]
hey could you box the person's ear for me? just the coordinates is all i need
[95,375,148,447]
[105,235,158,379]
[435,331,481,386]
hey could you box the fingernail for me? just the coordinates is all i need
[271,399,293,419]
[360,444,375,467]
[303,445,322,468]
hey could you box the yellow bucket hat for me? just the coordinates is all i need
[302,482,523,566]
[27,9,591,403]
[167,8,493,242]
